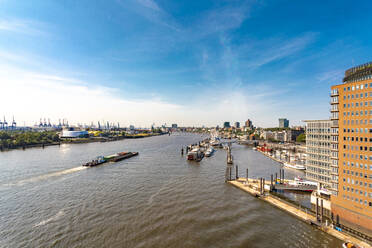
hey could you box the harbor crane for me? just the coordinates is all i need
[11,116,16,129]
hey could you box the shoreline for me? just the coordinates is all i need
[228,178,371,248]
[0,133,165,152]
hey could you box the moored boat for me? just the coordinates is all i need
[283,162,306,170]
[187,147,203,161]
[205,147,214,157]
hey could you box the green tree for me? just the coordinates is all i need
[296,133,306,143]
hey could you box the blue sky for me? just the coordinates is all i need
[1,0,372,127]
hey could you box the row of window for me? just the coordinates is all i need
[342,186,371,198]
[342,161,372,170]
[343,111,372,117]
[342,170,371,178]
[343,153,372,161]
[342,195,372,207]
[343,119,371,125]
[343,83,372,92]
[342,145,372,151]
[343,93,371,100]
[343,128,372,133]
[343,137,371,142]
[342,177,371,188]
[307,161,330,168]
[343,101,372,108]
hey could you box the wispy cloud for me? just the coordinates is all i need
[0,19,48,36]
[135,0,161,11]
[244,32,318,68]
[193,5,250,37]
[316,69,344,83]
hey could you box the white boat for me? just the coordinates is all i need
[284,162,306,170]
[205,147,214,157]
[187,148,203,161]
[291,177,318,187]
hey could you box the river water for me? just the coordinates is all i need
[0,133,342,247]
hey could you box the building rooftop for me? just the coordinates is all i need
[343,61,372,83]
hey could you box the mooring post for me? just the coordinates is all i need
[275,172,277,184]
[282,170,285,183]
[270,174,273,191]
[316,198,319,222]
[321,199,324,223]
[229,166,232,181]
[246,169,248,184]
[236,165,238,179]
[263,178,265,194]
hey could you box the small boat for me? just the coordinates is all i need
[205,147,214,157]
[284,162,306,170]
[342,242,359,248]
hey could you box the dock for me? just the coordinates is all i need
[228,178,372,248]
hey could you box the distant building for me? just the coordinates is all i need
[171,124,178,128]
[279,118,289,128]
[234,122,240,128]
[223,122,230,128]
[61,128,89,138]
[304,120,332,191]
[245,119,253,129]
[260,131,274,140]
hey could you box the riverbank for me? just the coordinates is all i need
[0,133,165,152]
[228,178,371,248]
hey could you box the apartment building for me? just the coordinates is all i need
[304,120,333,191]
[330,62,372,236]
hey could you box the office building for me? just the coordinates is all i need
[330,62,372,236]
[279,118,289,128]
[304,120,333,191]
[223,122,231,128]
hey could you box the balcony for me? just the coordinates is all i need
[330,100,339,105]
[330,91,339,96]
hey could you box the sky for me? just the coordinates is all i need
[1,0,372,128]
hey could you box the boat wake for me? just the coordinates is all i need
[1,166,87,189]
[34,210,64,227]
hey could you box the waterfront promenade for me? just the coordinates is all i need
[228,178,372,248]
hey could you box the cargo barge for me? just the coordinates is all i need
[83,151,139,167]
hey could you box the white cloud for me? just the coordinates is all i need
[0,65,183,127]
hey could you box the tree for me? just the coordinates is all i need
[296,133,306,143]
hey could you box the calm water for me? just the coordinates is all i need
[0,133,342,247]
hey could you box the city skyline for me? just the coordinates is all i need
[1,1,372,127]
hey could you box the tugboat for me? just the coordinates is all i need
[83,156,107,167]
